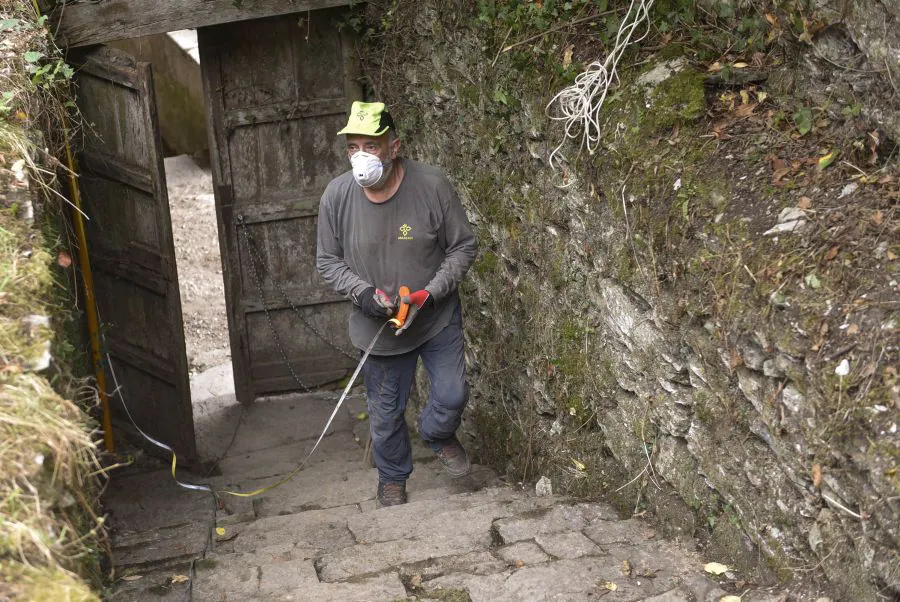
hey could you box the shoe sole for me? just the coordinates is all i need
[441,462,472,479]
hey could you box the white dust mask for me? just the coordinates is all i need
[350,151,392,188]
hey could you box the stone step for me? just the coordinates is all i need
[213,503,361,555]
[107,561,193,602]
[316,489,562,582]
[222,393,359,457]
[193,545,407,601]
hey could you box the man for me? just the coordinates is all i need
[316,101,478,507]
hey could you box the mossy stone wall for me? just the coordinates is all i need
[359,2,898,599]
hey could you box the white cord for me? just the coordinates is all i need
[546,0,656,175]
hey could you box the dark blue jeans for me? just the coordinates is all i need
[363,305,469,483]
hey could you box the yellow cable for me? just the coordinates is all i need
[61,112,116,453]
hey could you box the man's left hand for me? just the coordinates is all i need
[402,289,432,309]
[394,289,433,335]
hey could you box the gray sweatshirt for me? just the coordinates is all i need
[316,159,477,355]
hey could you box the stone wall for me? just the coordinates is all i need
[360,2,898,599]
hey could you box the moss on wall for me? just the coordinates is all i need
[356,1,898,598]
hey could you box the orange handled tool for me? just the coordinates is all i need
[388,285,411,331]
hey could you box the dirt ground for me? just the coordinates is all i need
[164,155,230,374]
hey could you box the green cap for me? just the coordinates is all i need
[337,101,395,136]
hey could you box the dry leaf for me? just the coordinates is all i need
[720,596,743,602]
[171,575,190,584]
[410,573,423,587]
[602,582,618,591]
[888,250,898,261]
[812,464,822,488]
[622,559,633,576]
[765,13,778,26]
[708,61,723,72]
[704,562,730,575]
[846,323,860,335]
[772,167,792,182]
[735,103,758,118]
[824,245,839,261]
[872,210,884,226]
[122,575,143,582]
[515,559,525,568]
[562,44,574,69]
[733,62,748,68]
[798,196,813,209]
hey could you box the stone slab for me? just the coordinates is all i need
[425,557,659,602]
[112,521,209,571]
[228,393,355,456]
[193,546,320,602]
[190,361,235,402]
[319,495,559,582]
[583,518,657,546]
[107,561,193,602]
[251,572,407,601]
[497,541,551,567]
[250,465,379,517]
[105,469,214,530]
[493,502,614,544]
[229,504,360,553]
[644,587,695,602]
[316,532,482,582]
[216,490,256,526]
[104,468,213,571]
[535,531,605,559]
[680,573,729,602]
[212,433,367,484]
[401,550,508,582]
[348,489,550,544]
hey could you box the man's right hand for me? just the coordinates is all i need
[357,286,395,319]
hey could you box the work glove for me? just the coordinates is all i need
[394,289,433,335]
[356,286,396,320]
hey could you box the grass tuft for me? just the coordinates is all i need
[1,1,104,600]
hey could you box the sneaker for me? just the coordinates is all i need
[434,436,471,478]
[376,481,407,507]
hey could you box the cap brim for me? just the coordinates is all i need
[337,125,391,137]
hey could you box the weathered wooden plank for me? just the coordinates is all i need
[251,365,350,396]
[81,151,154,194]
[235,200,320,225]
[107,339,178,384]
[223,97,345,130]
[91,254,169,296]
[73,47,141,90]
[53,0,355,48]
[240,288,347,312]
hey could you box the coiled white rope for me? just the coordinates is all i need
[546,0,656,176]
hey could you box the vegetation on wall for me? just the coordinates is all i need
[349,0,897,598]
[0,2,105,600]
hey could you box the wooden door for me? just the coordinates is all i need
[199,10,360,403]
[72,46,196,459]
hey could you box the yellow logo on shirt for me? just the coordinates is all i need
[398,224,413,240]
